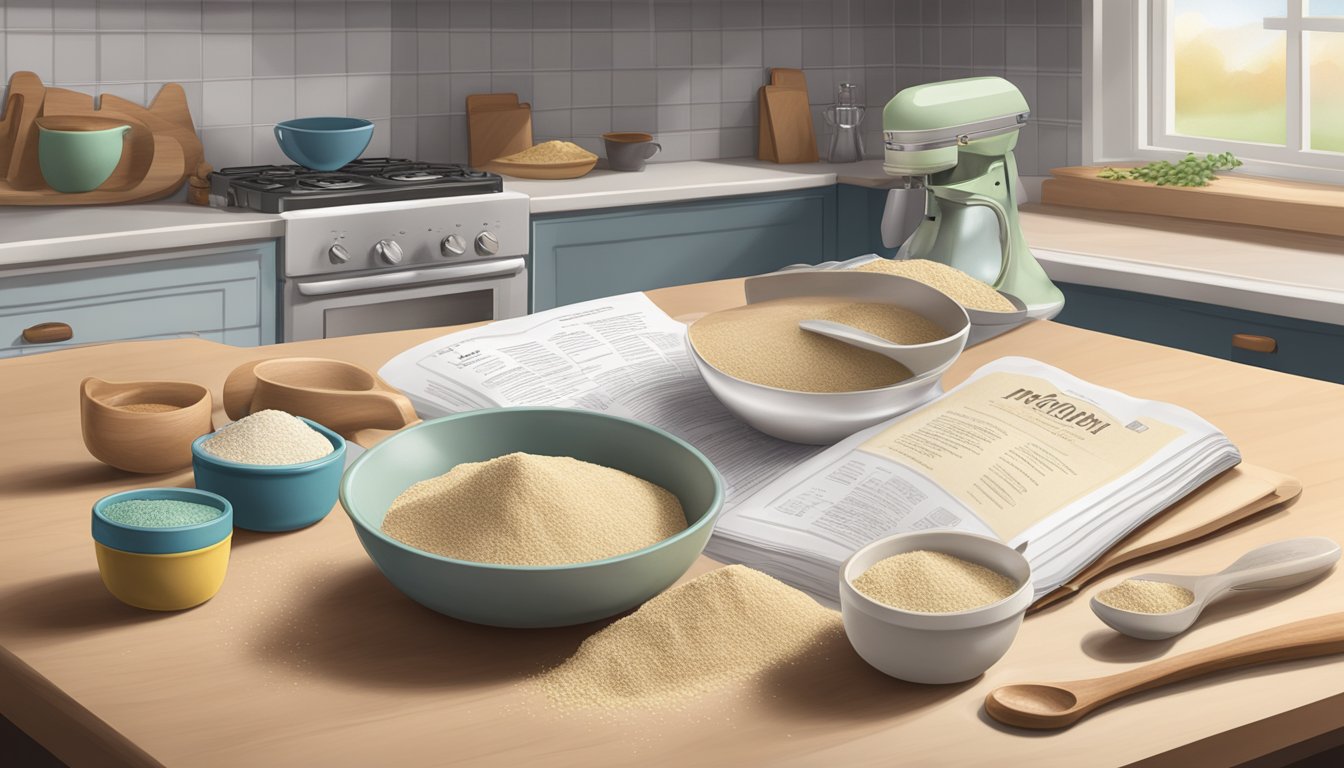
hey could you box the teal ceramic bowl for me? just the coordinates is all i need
[191,418,346,532]
[273,116,373,171]
[340,407,725,628]
[36,116,130,193]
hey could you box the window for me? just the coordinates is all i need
[1087,0,1344,182]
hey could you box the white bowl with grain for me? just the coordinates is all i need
[839,530,1034,684]
[686,270,970,444]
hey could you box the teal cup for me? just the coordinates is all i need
[191,418,346,532]
[36,116,131,193]
[340,407,725,628]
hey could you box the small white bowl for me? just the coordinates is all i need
[839,530,1033,684]
[687,270,970,445]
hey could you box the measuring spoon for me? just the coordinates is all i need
[1091,537,1340,641]
[798,319,961,376]
[986,611,1344,729]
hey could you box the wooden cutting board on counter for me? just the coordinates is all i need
[1031,463,1303,611]
[757,67,818,163]
[0,71,202,205]
[467,92,533,168]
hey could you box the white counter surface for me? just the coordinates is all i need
[1020,208,1344,326]
[504,158,899,213]
[0,203,282,267]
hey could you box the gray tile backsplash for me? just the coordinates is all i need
[1,0,1081,173]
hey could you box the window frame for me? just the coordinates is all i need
[1086,0,1344,184]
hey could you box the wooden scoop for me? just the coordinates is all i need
[223,357,420,438]
[985,611,1344,730]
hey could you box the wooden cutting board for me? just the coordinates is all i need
[1030,464,1302,611]
[467,92,533,168]
[763,85,818,163]
[3,71,48,189]
[0,73,202,205]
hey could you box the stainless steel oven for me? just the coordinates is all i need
[278,192,531,341]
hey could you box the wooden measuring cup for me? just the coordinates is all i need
[222,357,420,438]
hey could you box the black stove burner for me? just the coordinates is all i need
[210,158,503,213]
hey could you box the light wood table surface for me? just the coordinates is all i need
[2,279,1343,768]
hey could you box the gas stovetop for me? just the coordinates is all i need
[210,158,504,213]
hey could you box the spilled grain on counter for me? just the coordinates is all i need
[537,565,842,711]
[689,297,946,393]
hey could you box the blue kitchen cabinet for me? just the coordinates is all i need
[1053,282,1344,384]
[0,241,277,357]
[529,188,838,311]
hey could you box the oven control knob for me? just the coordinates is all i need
[475,231,500,256]
[327,243,350,264]
[375,239,403,265]
[440,234,467,257]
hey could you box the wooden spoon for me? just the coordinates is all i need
[985,611,1344,730]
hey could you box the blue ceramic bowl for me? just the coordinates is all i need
[273,117,373,171]
[191,418,346,532]
[92,487,233,555]
[340,407,724,628]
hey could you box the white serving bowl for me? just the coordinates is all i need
[687,270,970,444]
[839,530,1034,684]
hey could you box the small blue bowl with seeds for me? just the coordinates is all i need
[92,488,233,611]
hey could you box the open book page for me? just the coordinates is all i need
[709,357,1239,598]
[378,292,822,510]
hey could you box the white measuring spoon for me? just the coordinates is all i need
[798,319,961,376]
[1091,537,1341,641]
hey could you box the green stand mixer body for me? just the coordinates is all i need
[882,77,1064,318]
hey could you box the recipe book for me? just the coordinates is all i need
[380,292,1249,604]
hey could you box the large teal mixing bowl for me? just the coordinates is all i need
[340,407,724,628]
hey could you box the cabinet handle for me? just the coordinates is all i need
[1232,334,1276,354]
[22,322,73,344]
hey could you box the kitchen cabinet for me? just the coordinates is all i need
[836,184,903,260]
[1053,282,1344,384]
[0,242,277,357]
[529,188,837,311]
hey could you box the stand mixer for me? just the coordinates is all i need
[879,77,1064,320]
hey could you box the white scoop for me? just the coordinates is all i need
[1091,537,1341,641]
[798,319,963,376]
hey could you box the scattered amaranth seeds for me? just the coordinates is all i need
[536,565,842,711]
[381,452,686,566]
[1096,579,1195,614]
[852,550,1019,613]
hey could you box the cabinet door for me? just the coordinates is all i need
[1,242,277,357]
[1054,282,1344,384]
[530,188,837,311]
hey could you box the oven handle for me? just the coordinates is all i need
[295,257,527,297]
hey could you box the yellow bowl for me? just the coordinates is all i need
[94,536,231,611]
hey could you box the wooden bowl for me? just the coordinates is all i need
[222,357,420,438]
[80,377,214,474]
[486,155,597,180]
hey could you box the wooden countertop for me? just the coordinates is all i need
[2,279,1343,768]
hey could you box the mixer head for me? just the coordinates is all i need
[882,77,1030,177]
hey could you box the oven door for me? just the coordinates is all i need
[283,257,528,341]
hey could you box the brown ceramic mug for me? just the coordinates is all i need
[603,132,661,171]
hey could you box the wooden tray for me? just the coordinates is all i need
[1040,165,1344,238]
[486,155,597,180]
[0,72,203,205]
